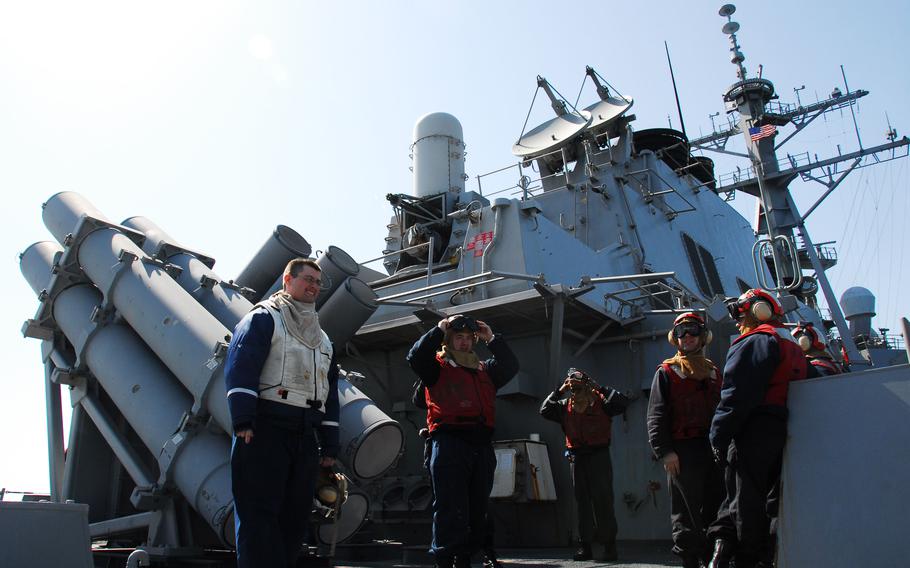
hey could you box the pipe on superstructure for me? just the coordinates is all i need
[480,199,510,299]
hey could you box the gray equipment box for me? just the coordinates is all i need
[0,501,93,568]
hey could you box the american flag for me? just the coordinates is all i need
[749,124,777,141]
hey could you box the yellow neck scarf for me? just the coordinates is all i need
[662,350,716,381]
[438,345,481,370]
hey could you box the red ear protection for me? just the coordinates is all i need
[793,321,825,352]
[727,289,783,322]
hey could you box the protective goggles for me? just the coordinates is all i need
[567,368,590,381]
[672,322,704,338]
[725,299,747,320]
[449,315,480,332]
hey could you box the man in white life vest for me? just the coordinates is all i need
[224,258,340,568]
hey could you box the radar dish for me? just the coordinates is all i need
[719,4,736,17]
[583,96,633,135]
[511,111,592,159]
[722,21,740,34]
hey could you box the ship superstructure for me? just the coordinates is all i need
[339,4,909,547]
[6,3,910,566]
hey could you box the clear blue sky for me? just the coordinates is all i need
[2,1,908,493]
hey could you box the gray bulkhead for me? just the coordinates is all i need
[342,126,773,542]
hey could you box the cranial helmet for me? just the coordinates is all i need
[726,289,783,322]
[667,312,712,347]
[444,315,478,349]
[315,469,349,509]
[793,321,826,352]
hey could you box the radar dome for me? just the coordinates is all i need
[411,112,465,198]
[840,286,876,319]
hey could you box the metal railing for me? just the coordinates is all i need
[359,239,435,288]
[374,270,544,308]
[371,269,709,325]
[590,271,709,321]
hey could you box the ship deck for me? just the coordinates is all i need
[331,542,679,568]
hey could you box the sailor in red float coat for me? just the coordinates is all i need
[407,315,518,568]
[707,290,816,568]
[647,312,723,568]
[540,368,629,562]
[792,321,845,377]
[425,354,497,432]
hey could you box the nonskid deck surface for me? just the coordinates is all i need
[332,543,680,568]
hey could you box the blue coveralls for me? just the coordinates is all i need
[708,331,815,568]
[406,326,518,565]
[225,307,340,568]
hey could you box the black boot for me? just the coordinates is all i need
[681,553,701,568]
[573,542,592,561]
[708,539,733,568]
[481,548,502,568]
[595,541,618,562]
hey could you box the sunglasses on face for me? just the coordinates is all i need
[672,322,704,338]
[449,316,480,332]
[299,275,323,287]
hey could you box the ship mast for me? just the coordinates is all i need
[700,4,910,366]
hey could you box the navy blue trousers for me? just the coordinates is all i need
[429,431,496,561]
[571,446,617,550]
[708,415,786,568]
[231,416,319,568]
[668,438,723,559]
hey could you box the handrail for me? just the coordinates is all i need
[376,270,544,306]
[377,271,494,302]
[753,236,803,293]
[359,241,430,266]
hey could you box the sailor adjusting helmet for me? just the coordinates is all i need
[444,315,480,350]
[564,367,595,393]
[667,312,712,352]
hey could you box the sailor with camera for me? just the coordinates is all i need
[539,367,630,561]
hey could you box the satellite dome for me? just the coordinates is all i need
[840,286,876,319]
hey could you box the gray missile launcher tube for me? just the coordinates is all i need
[120,215,378,348]
[317,246,361,300]
[20,241,235,545]
[42,191,235,435]
[262,244,361,302]
[319,277,379,347]
[121,216,252,328]
[234,225,312,300]
[117,216,398,480]
[47,194,396,481]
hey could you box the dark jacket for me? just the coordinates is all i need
[709,331,817,454]
[540,386,629,453]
